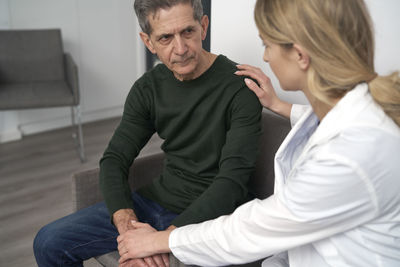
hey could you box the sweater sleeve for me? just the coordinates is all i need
[99,83,155,217]
[171,87,262,226]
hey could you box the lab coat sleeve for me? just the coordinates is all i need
[169,153,378,267]
[261,252,289,267]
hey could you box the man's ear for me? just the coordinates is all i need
[139,32,156,54]
[200,15,209,41]
[293,44,310,70]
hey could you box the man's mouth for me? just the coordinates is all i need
[173,56,192,65]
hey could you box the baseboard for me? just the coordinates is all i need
[16,106,124,138]
[0,128,22,143]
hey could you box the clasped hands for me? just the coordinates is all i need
[117,220,173,267]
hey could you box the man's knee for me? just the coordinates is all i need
[33,222,65,266]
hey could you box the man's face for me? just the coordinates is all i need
[140,3,208,81]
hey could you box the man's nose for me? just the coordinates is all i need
[173,37,188,55]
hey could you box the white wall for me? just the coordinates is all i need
[0,0,9,28]
[0,0,145,143]
[365,0,400,75]
[1,0,399,143]
[0,0,21,142]
[211,0,400,105]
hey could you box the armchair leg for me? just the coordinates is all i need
[71,105,86,163]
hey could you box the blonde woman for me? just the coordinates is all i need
[117,0,400,266]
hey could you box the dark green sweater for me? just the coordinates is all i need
[100,55,262,227]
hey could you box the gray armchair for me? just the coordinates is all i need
[72,109,291,266]
[0,29,85,162]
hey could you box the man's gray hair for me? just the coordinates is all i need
[134,0,203,34]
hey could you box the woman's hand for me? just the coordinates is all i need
[117,221,172,265]
[235,64,292,118]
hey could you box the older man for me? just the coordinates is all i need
[33,0,262,266]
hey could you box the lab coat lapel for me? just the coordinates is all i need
[274,83,370,192]
[274,107,316,191]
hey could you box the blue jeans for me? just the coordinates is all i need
[33,192,178,267]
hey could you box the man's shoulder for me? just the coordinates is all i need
[210,55,243,85]
[214,54,238,72]
[129,64,170,97]
[137,63,169,85]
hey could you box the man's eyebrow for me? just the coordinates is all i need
[156,33,172,39]
[180,25,195,33]
[154,25,196,40]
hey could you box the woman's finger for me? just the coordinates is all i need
[161,253,169,267]
[118,252,129,264]
[235,70,264,84]
[117,242,124,255]
[245,78,265,98]
[144,256,158,267]
[150,254,167,267]
[131,221,152,228]
[236,64,262,71]
[236,64,264,77]
[235,67,271,90]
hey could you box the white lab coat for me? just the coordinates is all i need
[169,83,400,267]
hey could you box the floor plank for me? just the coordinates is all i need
[0,117,163,267]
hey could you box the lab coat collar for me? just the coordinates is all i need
[308,83,370,146]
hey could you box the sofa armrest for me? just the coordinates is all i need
[64,52,80,105]
[72,167,102,212]
[71,152,165,212]
[248,108,290,199]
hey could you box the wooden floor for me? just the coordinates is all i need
[0,117,163,267]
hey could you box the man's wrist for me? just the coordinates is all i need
[166,225,177,231]
[113,208,138,234]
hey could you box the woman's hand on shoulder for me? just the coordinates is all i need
[235,64,292,118]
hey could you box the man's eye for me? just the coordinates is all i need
[183,28,194,36]
[159,35,171,42]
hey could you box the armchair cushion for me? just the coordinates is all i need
[0,81,75,109]
[0,29,64,83]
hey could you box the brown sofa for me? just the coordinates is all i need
[72,108,291,266]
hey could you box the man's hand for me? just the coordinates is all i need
[114,209,169,267]
[117,221,173,265]
[166,225,177,231]
[119,256,169,267]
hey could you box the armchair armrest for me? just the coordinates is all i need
[72,152,165,267]
[248,109,290,199]
[64,52,80,105]
[71,152,165,212]
[72,167,102,212]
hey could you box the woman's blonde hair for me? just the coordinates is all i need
[255,0,400,126]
